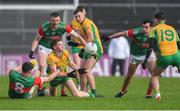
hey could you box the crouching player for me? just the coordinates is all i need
[8,61,60,99]
[47,39,94,97]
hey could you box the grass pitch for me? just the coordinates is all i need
[0,75,180,110]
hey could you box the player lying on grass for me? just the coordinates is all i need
[8,60,81,99]
[103,19,156,98]
[46,39,94,97]
[142,12,180,101]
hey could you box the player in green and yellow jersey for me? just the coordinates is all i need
[46,40,94,97]
[105,19,156,98]
[142,12,180,101]
[73,6,103,97]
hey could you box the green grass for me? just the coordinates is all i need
[0,75,180,110]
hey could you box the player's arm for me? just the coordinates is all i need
[109,31,128,39]
[29,26,44,59]
[10,66,22,73]
[142,38,156,69]
[65,25,86,46]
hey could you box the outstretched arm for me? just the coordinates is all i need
[109,31,127,39]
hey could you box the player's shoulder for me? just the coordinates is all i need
[48,51,56,60]
[58,21,66,28]
[41,21,50,30]
[82,17,92,26]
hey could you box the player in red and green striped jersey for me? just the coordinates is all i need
[105,19,156,98]
[8,61,81,99]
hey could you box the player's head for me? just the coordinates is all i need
[22,62,34,74]
[49,12,60,29]
[50,39,64,52]
[142,19,153,35]
[153,12,165,24]
[74,6,86,23]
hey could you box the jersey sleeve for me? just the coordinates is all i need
[38,26,45,37]
[149,28,156,39]
[127,29,134,38]
[65,24,72,33]
[34,77,43,89]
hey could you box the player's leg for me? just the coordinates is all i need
[146,60,156,98]
[72,53,81,90]
[65,78,93,97]
[60,83,67,96]
[49,86,57,96]
[83,57,97,96]
[115,63,138,97]
[80,59,88,92]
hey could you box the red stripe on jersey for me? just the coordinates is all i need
[34,77,43,89]
[9,81,32,93]
[66,25,72,33]
[38,26,45,36]
[127,29,134,38]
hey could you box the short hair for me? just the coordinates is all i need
[74,5,86,14]
[154,12,165,20]
[50,39,60,50]
[22,62,34,73]
[143,19,153,26]
[50,12,60,18]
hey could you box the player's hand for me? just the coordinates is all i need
[101,34,110,42]
[67,71,77,78]
[79,49,85,58]
[37,87,46,96]
[29,50,35,59]
[66,35,71,41]
[142,59,147,70]
[67,41,79,46]
[77,68,87,75]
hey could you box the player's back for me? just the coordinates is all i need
[9,70,34,98]
[152,23,179,56]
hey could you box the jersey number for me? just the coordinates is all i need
[160,30,174,42]
[14,82,24,93]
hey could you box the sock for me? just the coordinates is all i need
[61,89,65,95]
[91,89,96,96]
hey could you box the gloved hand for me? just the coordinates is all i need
[101,34,110,42]
[66,35,71,41]
[77,68,87,74]
[67,71,77,78]
[37,87,46,96]
[29,50,35,59]
[79,49,85,58]
[142,59,147,70]
[67,41,79,46]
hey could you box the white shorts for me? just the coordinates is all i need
[38,45,52,56]
[130,51,156,64]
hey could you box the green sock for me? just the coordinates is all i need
[91,89,96,96]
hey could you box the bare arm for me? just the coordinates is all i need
[31,34,42,52]
[70,30,86,46]
[109,31,128,39]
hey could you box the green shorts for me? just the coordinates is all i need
[157,51,180,69]
[72,47,81,54]
[50,77,70,87]
[83,51,102,60]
